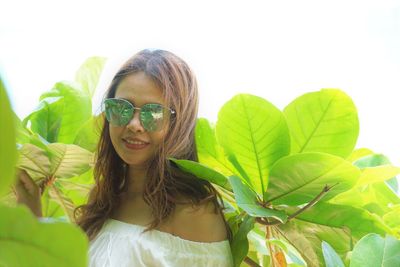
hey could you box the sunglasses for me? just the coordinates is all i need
[103,98,175,132]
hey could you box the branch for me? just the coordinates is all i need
[256,183,338,226]
[244,256,261,267]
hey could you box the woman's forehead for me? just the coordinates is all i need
[115,72,166,105]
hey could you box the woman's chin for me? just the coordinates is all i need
[124,160,151,169]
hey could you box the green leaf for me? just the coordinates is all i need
[75,56,106,98]
[248,227,307,266]
[13,111,32,144]
[354,154,399,192]
[331,181,400,216]
[292,202,392,238]
[322,241,345,267]
[0,78,17,196]
[216,94,290,198]
[347,148,374,163]
[229,176,287,222]
[356,165,400,187]
[22,96,63,143]
[195,118,237,177]
[47,143,94,179]
[39,82,92,143]
[280,202,393,266]
[231,215,255,267]
[15,123,50,151]
[170,158,231,190]
[41,186,65,218]
[0,204,88,267]
[17,143,94,180]
[18,143,52,180]
[267,152,360,205]
[354,153,391,168]
[383,204,400,229]
[73,114,103,152]
[350,234,400,267]
[48,184,76,222]
[283,88,359,158]
[278,219,353,267]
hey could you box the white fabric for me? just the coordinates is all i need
[89,219,234,267]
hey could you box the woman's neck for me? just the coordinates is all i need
[126,165,148,194]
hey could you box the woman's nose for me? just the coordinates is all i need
[126,110,145,132]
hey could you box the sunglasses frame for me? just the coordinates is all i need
[103,98,176,131]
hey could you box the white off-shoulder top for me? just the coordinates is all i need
[89,219,234,267]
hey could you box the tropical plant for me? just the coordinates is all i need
[322,233,400,267]
[0,77,88,267]
[2,57,399,266]
[173,90,400,266]
[7,57,106,221]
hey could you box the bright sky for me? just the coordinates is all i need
[1,0,400,165]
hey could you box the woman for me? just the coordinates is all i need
[15,49,234,266]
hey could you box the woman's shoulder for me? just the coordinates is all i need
[170,198,228,243]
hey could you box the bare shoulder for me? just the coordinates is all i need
[171,199,228,243]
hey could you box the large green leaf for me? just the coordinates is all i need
[229,176,287,222]
[354,153,399,192]
[41,186,67,219]
[48,184,76,222]
[356,165,400,187]
[39,82,92,144]
[383,204,400,230]
[170,158,231,190]
[347,148,374,163]
[75,56,106,98]
[18,143,52,180]
[195,118,237,177]
[350,234,400,267]
[322,241,345,267]
[283,89,359,158]
[330,181,400,216]
[231,215,255,267]
[18,143,94,180]
[0,205,88,267]
[216,94,290,199]
[73,114,103,152]
[291,202,392,238]
[248,226,307,266]
[47,143,94,178]
[278,219,353,267]
[0,78,17,196]
[14,111,50,150]
[279,202,393,266]
[22,96,63,143]
[267,152,360,205]
[354,153,391,167]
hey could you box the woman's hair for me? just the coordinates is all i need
[75,49,232,242]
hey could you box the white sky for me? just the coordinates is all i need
[1,0,400,165]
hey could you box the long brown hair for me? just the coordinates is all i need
[75,49,232,242]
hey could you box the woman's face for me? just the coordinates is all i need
[109,72,169,169]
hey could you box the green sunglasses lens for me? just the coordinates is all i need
[140,104,166,132]
[104,99,133,126]
[104,99,172,131]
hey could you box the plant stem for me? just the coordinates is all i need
[244,257,261,267]
[256,184,336,226]
[266,226,277,267]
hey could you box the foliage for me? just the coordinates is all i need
[0,78,17,196]
[173,89,400,266]
[6,57,106,220]
[0,75,90,267]
[322,234,400,267]
[1,57,399,266]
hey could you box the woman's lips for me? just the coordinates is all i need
[123,139,149,150]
